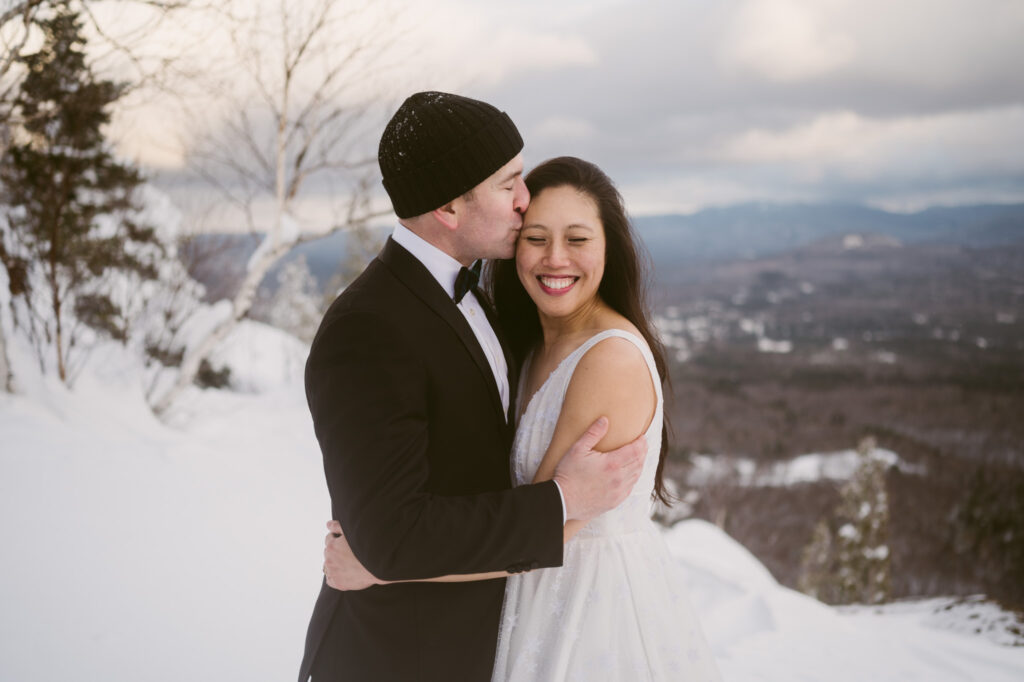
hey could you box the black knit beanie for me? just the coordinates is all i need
[378,91,524,219]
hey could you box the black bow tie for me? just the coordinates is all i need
[453,260,482,304]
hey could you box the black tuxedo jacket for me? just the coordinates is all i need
[299,238,564,681]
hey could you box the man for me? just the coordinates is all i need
[299,92,645,681]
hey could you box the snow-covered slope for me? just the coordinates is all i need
[1,323,1022,681]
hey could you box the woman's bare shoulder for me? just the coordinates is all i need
[561,328,656,437]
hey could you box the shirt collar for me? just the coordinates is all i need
[392,224,464,299]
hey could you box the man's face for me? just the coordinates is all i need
[453,153,529,263]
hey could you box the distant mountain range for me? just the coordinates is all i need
[187,203,1024,296]
[632,202,1024,268]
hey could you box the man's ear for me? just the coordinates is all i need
[432,200,460,231]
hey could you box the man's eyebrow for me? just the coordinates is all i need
[497,168,522,184]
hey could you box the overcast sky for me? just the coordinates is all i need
[116,0,1024,218]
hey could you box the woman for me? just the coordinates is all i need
[486,156,720,680]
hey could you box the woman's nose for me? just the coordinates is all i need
[543,243,570,267]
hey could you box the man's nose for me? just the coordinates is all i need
[514,177,529,213]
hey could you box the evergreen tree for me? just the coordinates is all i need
[0,1,159,382]
[797,518,834,600]
[798,437,893,605]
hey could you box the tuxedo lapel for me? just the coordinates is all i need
[379,238,507,422]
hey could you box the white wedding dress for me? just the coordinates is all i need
[492,329,721,681]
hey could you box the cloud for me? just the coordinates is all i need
[530,116,599,143]
[610,105,1024,214]
[620,173,816,215]
[836,0,1024,92]
[719,106,1024,181]
[108,0,1024,216]
[722,0,857,82]
[481,31,598,82]
[717,0,1024,96]
[866,185,1024,214]
[396,3,599,90]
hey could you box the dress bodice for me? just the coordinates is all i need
[511,329,663,537]
[494,329,722,681]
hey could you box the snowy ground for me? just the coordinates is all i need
[2,322,1022,681]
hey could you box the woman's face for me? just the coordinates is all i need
[515,185,606,320]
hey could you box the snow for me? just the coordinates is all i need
[757,337,793,353]
[864,545,890,560]
[668,523,1024,681]
[688,447,924,488]
[873,350,899,363]
[843,234,865,249]
[740,318,764,336]
[1,321,323,682]
[996,312,1016,324]
[2,326,1023,681]
[838,523,860,541]
[208,319,309,394]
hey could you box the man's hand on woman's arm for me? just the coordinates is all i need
[551,416,646,523]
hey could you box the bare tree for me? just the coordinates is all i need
[151,0,398,414]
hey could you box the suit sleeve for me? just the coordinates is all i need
[306,309,563,581]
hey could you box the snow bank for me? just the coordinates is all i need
[0,321,324,682]
[1,333,1022,681]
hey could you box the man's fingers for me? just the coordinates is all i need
[619,446,645,490]
[621,458,643,484]
[574,416,609,453]
[604,435,646,469]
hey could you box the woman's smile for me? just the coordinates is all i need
[537,275,580,294]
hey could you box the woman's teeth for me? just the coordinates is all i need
[539,276,576,290]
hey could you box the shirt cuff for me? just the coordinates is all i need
[551,479,567,524]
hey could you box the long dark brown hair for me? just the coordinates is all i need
[485,156,673,505]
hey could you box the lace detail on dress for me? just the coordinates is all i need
[492,330,721,681]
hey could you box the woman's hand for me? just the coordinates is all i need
[323,521,384,591]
